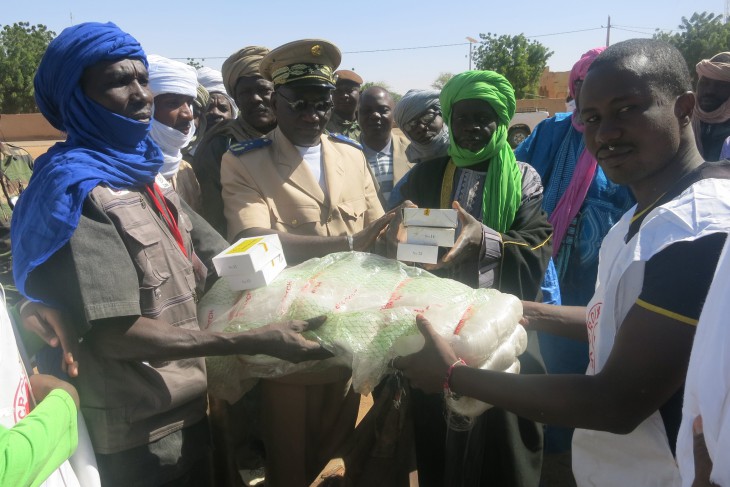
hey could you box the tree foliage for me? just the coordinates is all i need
[432,72,454,90]
[654,11,730,84]
[186,58,205,69]
[0,22,55,113]
[472,33,553,99]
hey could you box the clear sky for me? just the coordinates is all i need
[4,0,724,95]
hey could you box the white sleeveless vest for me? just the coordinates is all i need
[572,177,730,487]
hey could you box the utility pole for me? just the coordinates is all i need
[606,15,611,47]
[466,36,478,70]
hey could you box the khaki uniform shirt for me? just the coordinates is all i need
[221,127,384,242]
[193,117,266,237]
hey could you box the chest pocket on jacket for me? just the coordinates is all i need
[123,221,172,288]
[271,204,323,233]
[178,210,194,254]
[337,197,367,223]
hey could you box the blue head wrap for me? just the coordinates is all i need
[11,22,164,301]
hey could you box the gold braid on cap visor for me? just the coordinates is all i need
[271,64,334,85]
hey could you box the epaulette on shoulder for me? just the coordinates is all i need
[328,133,362,150]
[228,137,272,156]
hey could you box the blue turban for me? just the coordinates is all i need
[12,22,164,301]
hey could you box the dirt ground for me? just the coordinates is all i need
[11,139,61,159]
[308,393,374,487]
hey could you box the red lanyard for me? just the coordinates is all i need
[145,183,188,258]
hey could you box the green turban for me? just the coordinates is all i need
[440,71,521,233]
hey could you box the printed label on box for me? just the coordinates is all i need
[213,234,283,277]
[396,243,439,264]
[405,226,455,247]
[226,237,266,255]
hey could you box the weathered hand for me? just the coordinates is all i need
[29,373,80,409]
[253,316,334,363]
[21,302,79,377]
[393,314,459,394]
[423,201,483,271]
[352,209,397,252]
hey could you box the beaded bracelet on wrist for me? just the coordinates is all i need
[443,358,466,398]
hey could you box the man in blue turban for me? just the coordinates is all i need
[12,22,329,486]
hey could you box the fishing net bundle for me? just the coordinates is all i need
[200,252,526,418]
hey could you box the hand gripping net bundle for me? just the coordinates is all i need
[200,252,526,418]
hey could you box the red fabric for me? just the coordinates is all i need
[145,183,188,258]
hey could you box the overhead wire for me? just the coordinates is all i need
[174,23,654,62]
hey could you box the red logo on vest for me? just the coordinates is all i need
[586,302,602,374]
[13,375,31,423]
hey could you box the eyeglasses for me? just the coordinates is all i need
[404,110,439,132]
[276,90,334,114]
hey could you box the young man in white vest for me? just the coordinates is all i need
[395,38,730,487]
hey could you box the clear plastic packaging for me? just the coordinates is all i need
[200,252,526,417]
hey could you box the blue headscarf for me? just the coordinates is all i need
[11,22,163,301]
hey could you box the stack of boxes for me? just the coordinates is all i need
[212,234,287,290]
[396,208,458,264]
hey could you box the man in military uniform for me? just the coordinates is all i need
[326,69,363,139]
[220,39,393,487]
[193,46,275,237]
[0,137,34,307]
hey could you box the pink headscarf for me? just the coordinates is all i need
[569,47,606,132]
[693,53,730,156]
[550,47,605,257]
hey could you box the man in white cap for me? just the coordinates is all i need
[221,38,394,487]
[196,66,237,130]
[147,54,203,212]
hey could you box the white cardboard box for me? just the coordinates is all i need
[405,226,456,247]
[213,234,284,277]
[224,253,287,290]
[396,242,440,264]
[402,208,458,228]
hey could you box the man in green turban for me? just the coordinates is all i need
[396,70,552,486]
